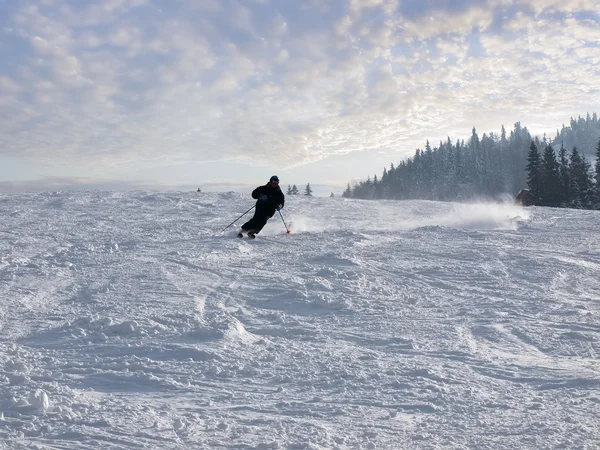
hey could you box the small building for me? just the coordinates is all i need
[515,188,531,205]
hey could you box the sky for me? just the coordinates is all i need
[2,190,599,447]
[1,0,599,193]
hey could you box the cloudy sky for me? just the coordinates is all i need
[1,0,599,192]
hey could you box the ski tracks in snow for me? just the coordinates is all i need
[1,192,599,448]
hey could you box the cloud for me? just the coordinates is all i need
[0,0,599,177]
[0,76,21,93]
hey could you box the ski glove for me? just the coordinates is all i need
[276,204,282,211]
[259,194,268,201]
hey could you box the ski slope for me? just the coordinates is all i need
[1,191,599,449]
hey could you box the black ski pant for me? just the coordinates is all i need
[241,212,272,234]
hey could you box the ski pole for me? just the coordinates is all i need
[278,209,291,234]
[221,205,255,232]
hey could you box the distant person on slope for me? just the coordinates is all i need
[238,176,285,238]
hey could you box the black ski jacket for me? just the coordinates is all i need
[252,183,285,217]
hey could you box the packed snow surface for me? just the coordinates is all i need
[1,191,599,449]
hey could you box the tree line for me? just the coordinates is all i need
[525,139,600,208]
[342,113,600,210]
[286,183,313,196]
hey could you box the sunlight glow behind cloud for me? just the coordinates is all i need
[0,0,599,187]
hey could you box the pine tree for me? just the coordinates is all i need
[568,148,583,208]
[291,184,299,195]
[540,144,561,206]
[304,183,313,196]
[342,183,351,198]
[372,174,380,199]
[594,139,600,208]
[526,141,542,205]
[568,147,593,208]
[286,185,293,195]
[558,143,570,205]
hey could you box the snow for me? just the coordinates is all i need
[1,190,599,449]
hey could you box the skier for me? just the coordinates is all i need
[238,176,285,238]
